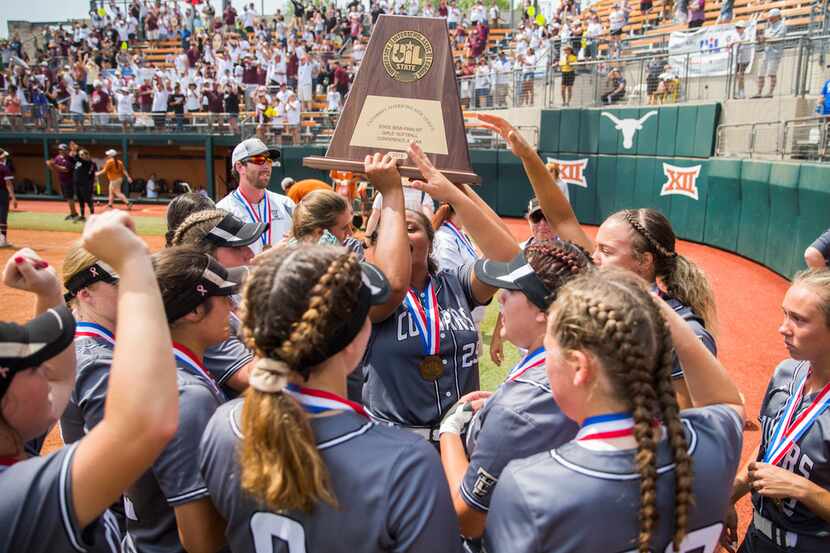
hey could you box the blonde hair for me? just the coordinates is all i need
[291,189,347,241]
[238,245,363,513]
[792,268,830,327]
[549,269,693,553]
[170,209,226,253]
[62,241,99,307]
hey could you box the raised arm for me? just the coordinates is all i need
[467,112,594,253]
[69,211,179,529]
[365,153,411,323]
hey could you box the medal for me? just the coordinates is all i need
[75,322,115,347]
[419,355,444,381]
[403,279,444,382]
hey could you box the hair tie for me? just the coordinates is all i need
[248,357,290,393]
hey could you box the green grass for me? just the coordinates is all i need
[478,300,521,392]
[9,211,166,236]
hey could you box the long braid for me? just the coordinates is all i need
[551,270,694,553]
[170,209,226,248]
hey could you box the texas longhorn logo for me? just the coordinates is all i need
[546,158,589,188]
[660,163,701,200]
[601,110,658,149]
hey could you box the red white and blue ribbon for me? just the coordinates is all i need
[576,412,665,451]
[233,189,272,246]
[403,279,442,356]
[507,346,545,382]
[763,364,830,465]
[443,221,477,259]
[75,322,115,347]
[172,343,225,402]
[284,383,368,417]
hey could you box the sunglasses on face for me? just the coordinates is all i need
[529,211,546,224]
[244,155,271,166]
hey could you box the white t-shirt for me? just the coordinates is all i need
[146,179,158,198]
[372,186,434,213]
[284,100,301,125]
[152,88,169,112]
[69,90,87,114]
[116,92,135,114]
[326,90,341,111]
[216,188,296,254]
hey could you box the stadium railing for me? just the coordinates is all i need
[717,115,830,161]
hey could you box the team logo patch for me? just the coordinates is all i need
[547,157,589,188]
[600,110,658,149]
[660,163,701,200]
[382,31,434,83]
[472,467,498,499]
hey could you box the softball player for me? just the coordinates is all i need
[164,192,215,247]
[724,269,830,553]
[170,209,268,395]
[472,112,717,409]
[198,245,462,553]
[121,247,242,553]
[484,269,746,553]
[0,211,179,552]
[357,145,520,440]
[439,240,591,539]
[216,138,295,253]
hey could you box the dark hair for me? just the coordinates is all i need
[550,269,692,553]
[238,245,363,513]
[292,189,348,241]
[165,193,216,247]
[407,209,438,274]
[611,209,717,335]
[152,246,214,320]
[525,239,593,302]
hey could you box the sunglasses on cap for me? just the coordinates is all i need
[528,211,546,224]
[244,155,272,166]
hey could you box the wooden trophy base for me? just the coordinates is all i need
[303,156,480,185]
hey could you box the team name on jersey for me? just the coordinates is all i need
[396,307,476,342]
[761,413,816,514]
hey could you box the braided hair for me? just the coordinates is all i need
[164,192,216,247]
[549,269,693,552]
[612,208,717,335]
[170,209,226,254]
[525,239,594,304]
[238,245,363,513]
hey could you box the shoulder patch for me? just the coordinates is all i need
[472,466,498,499]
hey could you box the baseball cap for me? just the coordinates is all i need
[163,256,248,322]
[281,177,295,192]
[64,260,120,301]
[105,149,118,156]
[231,138,280,166]
[735,20,746,28]
[58,143,68,151]
[526,197,543,217]
[0,305,76,399]
[204,212,267,248]
[768,8,781,16]
[474,250,551,310]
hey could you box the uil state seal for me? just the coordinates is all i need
[382,30,434,83]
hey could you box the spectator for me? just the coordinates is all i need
[146,172,159,199]
[601,67,626,104]
[68,84,88,130]
[732,21,754,99]
[492,50,512,107]
[520,48,537,106]
[584,15,604,59]
[326,84,341,112]
[168,82,186,131]
[559,45,577,106]
[46,143,79,220]
[688,0,705,29]
[284,91,301,145]
[115,85,135,132]
[489,0,501,27]
[754,8,787,98]
[656,65,680,103]
[474,56,492,108]
[72,148,97,220]
[297,54,314,111]
[224,82,242,135]
[646,56,667,104]
[609,3,626,58]
[151,78,169,130]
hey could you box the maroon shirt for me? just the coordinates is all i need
[51,154,73,184]
[242,65,258,85]
[91,90,110,113]
[146,14,158,31]
[203,90,224,113]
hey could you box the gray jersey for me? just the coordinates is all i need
[462,363,578,512]
[204,315,252,399]
[199,399,462,553]
[123,365,221,553]
[484,405,743,553]
[0,442,94,553]
[753,359,830,539]
[656,289,717,379]
[359,263,483,426]
[59,333,123,553]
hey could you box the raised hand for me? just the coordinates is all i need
[364,152,402,196]
[82,211,148,271]
[407,142,464,204]
[2,247,61,298]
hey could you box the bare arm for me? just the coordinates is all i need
[175,498,227,553]
[365,154,410,323]
[467,113,594,253]
[805,246,827,269]
[70,211,179,529]
[439,434,487,537]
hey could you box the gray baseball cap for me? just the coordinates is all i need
[231,138,280,166]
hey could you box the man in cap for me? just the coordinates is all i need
[46,144,79,221]
[216,138,295,254]
[754,8,787,98]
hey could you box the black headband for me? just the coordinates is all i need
[64,262,119,302]
[164,257,242,322]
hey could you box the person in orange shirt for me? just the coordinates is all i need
[282,177,331,204]
[95,149,133,210]
[329,169,359,202]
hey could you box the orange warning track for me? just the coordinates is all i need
[2,204,792,543]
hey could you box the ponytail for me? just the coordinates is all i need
[239,390,336,513]
[661,254,718,337]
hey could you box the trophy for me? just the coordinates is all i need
[303,15,479,184]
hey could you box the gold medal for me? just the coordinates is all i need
[419,355,444,381]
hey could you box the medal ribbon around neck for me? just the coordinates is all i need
[75,322,115,347]
[507,346,545,382]
[403,279,442,356]
[444,221,477,259]
[763,364,830,465]
[284,383,368,417]
[172,343,226,402]
[233,189,272,246]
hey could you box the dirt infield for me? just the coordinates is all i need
[0,218,792,545]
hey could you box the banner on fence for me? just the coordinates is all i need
[668,21,757,77]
